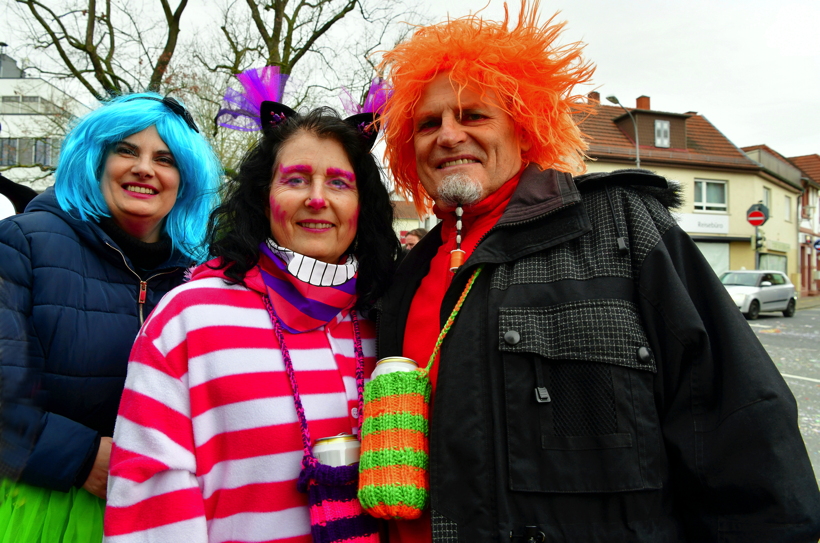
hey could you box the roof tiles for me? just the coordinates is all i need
[576,104,757,170]
[789,154,820,185]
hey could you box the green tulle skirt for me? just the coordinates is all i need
[0,478,104,543]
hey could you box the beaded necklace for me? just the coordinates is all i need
[262,295,366,456]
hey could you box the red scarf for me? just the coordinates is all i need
[402,172,521,392]
[392,173,520,543]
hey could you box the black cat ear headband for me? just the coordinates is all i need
[260,102,381,152]
[215,67,389,151]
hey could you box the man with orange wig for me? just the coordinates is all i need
[373,3,820,542]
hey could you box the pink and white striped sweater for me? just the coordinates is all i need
[104,261,376,543]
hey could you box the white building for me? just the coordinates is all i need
[0,50,90,192]
[788,154,820,297]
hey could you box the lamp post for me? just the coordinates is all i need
[606,95,640,169]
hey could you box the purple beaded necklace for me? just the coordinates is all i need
[263,295,379,543]
[262,294,366,460]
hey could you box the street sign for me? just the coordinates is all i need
[747,210,766,227]
[814,239,820,251]
[746,203,769,226]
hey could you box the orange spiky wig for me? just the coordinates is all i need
[379,1,595,214]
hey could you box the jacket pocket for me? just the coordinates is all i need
[499,299,662,493]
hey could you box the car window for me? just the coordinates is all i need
[771,274,786,285]
[720,273,758,286]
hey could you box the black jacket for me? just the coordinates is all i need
[377,167,820,542]
[0,187,188,490]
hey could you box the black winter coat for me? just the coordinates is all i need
[377,167,820,542]
[0,187,188,490]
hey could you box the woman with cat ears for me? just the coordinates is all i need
[104,67,399,543]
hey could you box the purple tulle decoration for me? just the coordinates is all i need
[340,78,391,116]
[216,66,290,132]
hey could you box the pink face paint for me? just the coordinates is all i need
[347,207,360,230]
[270,198,288,225]
[326,167,356,185]
[306,198,325,210]
[280,164,313,176]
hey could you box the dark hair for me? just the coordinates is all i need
[207,107,399,309]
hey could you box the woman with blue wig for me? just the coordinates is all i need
[0,92,221,542]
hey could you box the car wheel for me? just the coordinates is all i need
[745,300,760,320]
[783,299,796,318]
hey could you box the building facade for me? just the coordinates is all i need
[579,93,802,285]
[0,52,90,192]
[787,154,820,297]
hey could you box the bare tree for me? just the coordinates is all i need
[198,0,426,110]
[13,0,190,100]
[5,0,427,179]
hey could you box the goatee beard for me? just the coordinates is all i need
[436,173,483,208]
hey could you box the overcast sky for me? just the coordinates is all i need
[419,0,820,158]
[3,0,817,159]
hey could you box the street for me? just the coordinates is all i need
[749,306,820,487]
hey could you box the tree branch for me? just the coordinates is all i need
[15,0,108,99]
[150,0,189,91]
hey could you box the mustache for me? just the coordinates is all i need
[436,173,483,207]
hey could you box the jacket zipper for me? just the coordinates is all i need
[105,241,177,325]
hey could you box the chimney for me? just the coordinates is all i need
[636,95,650,110]
[587,91,600,104]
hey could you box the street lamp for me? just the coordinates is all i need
[606,95,640,168]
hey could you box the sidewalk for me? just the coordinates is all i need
[797,294,820,311]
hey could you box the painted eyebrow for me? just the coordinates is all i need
[280,164,313,175]
[326,167,355,181]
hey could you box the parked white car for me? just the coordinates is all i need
[719,270,797,320]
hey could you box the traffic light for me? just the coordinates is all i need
[755,230,766,250]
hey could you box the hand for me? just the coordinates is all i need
[82,436,113,499]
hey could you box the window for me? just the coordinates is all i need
[759,253,787,274]
[0,95,60,114]
[34,138,50,165]
[0,139,18,166]
[784,195,791,222]
[695,242,729,276]
[50,138,62,166]
[21,96,39,113]
[17,138,33,165]
[1,96,21,114]
[694,179,727,212]
[0,137,61,167]
[763,187,771,212]
[654,120,670,148]
[802,190,811,218]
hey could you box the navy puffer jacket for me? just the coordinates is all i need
[0,187,189,491]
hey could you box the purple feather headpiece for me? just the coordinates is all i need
[340,78,391,117]
[216,66,290,132]
[340,78,391,151]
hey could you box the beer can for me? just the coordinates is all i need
[313,433,360,467]
[371,356,419,380]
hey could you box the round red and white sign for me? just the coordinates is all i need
[747,210,766,227]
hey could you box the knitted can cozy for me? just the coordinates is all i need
[297,459,380,543]
[358,369,431,519]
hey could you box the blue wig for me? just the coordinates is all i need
[54,92,222,263]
